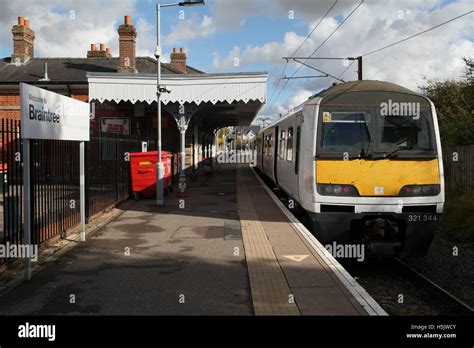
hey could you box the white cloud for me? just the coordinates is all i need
[135,16,156,57]
[0,0,137,58]
[289,89,312,108]
[162,14,215,46]
[211,0,474,116]
[0,0,213,59]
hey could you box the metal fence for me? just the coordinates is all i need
[31,139,81,245]
[1,118,151,262]
[87,135,147,218]
[1,119,23,247]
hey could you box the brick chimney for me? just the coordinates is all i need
[170,47,187,74]
[117,15,137,73]
[87,43,112,58]
[11,16,35,64]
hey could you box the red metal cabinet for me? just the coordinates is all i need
[130,151,172,199]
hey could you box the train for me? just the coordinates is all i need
[256,80,444,258]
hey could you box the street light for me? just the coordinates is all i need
[155,0,205,206]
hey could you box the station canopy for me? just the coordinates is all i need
[87,72,267,130]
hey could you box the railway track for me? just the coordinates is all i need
[394,257,473,314]
[341,257,472,315]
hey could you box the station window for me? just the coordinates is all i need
[279,130,286,160]
[287,127,293,161]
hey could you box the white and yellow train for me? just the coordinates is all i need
[256,80,444,258]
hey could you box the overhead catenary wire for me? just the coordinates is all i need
[286,0,364,80]
[291,0,339,59]
[337,59,356,79]
[265,0,339,111]
[273,5,473,104]
[271,0,364,109]
[362,9,474,57]
[322,9,474,81]
[261,5,473,125]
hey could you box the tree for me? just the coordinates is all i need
[420,58,474,146]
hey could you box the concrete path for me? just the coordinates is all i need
[0,165,252,315]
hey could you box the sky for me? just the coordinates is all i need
[0,0,473,123]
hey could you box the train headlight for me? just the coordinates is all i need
[317,184,359,197]
[398,184,440,197]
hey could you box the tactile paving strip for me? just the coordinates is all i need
[237,168,300,316]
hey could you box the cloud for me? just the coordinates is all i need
[0,0,214,60]
[289,89,313,108]
[211,0,474,115]
[162,14,215,46]
[209,0,263,29]
[208,0,355,29]
[0,0,137,58]
[135,16,156,57]
[211,30,316,71]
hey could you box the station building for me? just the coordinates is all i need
[0,15,267,172]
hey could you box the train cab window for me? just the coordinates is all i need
[279,130,286,159]
[377,112,433,152]
[321,112,371,150]
[287,127,293,161]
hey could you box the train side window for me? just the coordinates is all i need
[295,126,301,174]
[287,127,293,161]
[268,135,273,156]
[279,130,286,160]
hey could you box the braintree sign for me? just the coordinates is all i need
[20,83,89,280]
[20,83,89,141]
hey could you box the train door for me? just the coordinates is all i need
[260,133,264,170]
[273,126,279,185]
[293,116,303,201]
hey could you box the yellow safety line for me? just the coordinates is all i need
[237,168,300,316]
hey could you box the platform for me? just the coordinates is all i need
[0,163,386,316]
[237,165,386,315]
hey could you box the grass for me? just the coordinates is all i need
[441,192,474,243]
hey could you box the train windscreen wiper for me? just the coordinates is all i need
[359,118,373,159]
[359,139,373,159]
[384,145,413,158]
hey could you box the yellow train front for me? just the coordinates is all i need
[256,80,445,258]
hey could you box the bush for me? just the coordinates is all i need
[420,58,474,146]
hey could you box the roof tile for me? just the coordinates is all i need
[0,56,204,83]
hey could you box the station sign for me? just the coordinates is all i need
[100,117,131,135]
[20,83,89,141]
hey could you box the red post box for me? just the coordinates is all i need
[129,151,172,200]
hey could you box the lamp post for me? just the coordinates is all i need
[155,0,205,206]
